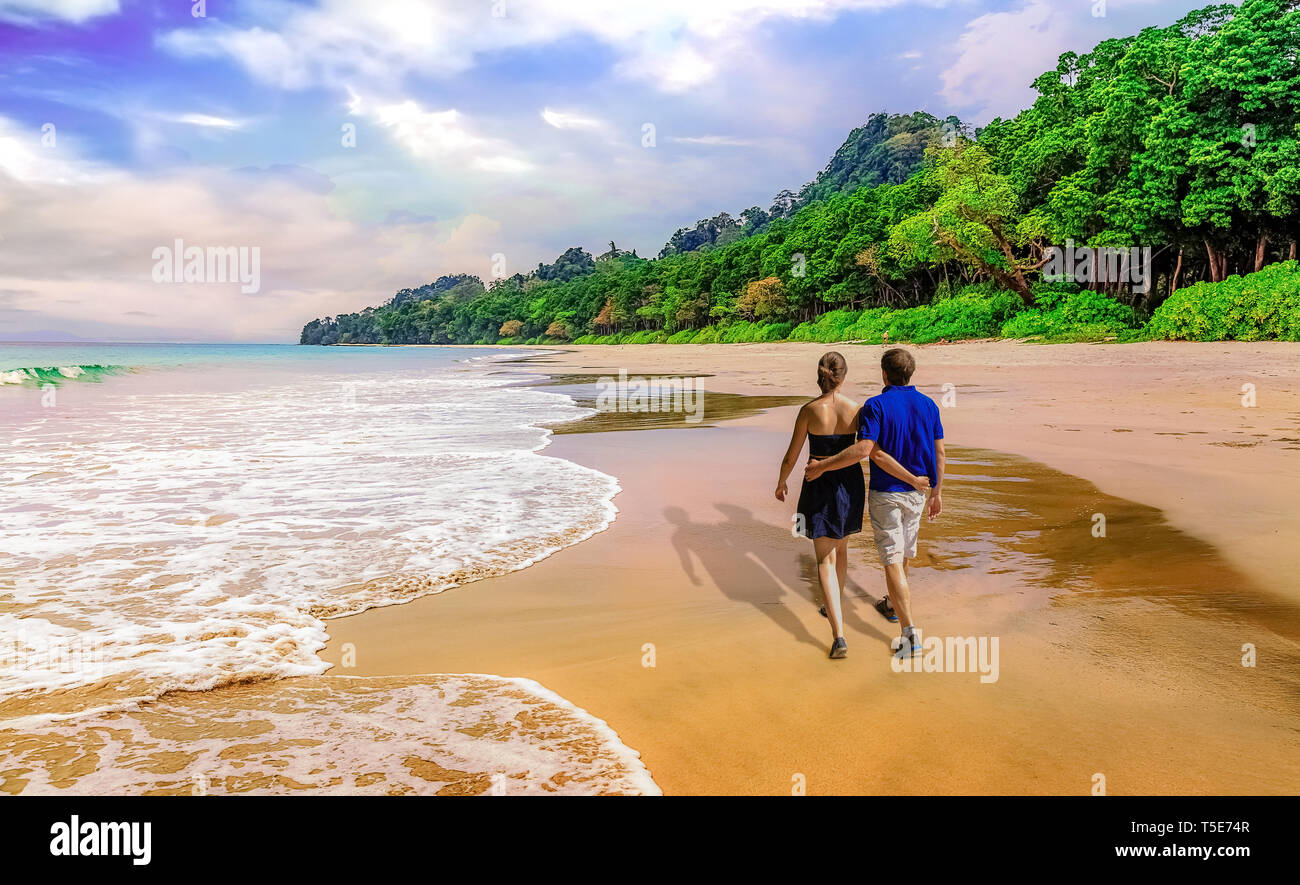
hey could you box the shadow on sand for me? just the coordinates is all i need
[665,503,892,651]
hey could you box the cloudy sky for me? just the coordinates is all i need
[0,0,1215,341]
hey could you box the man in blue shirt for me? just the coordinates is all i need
[805,348,944,656]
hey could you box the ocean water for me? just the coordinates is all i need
[0,344,652,794]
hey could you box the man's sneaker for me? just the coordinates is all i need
[829,637,848,659]
[875,596,898,623]
[891,632,922,658]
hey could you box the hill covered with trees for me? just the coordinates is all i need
[301,0,1300,348]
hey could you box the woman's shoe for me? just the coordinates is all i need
[829,637,848,659]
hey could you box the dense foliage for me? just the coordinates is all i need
[301,0,1300,348]
[1146,260,1300,340]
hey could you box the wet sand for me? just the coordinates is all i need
[322,341,1300,795]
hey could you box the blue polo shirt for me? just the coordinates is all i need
[858,385,943,492]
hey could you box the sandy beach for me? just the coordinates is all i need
[321,341,1300,795]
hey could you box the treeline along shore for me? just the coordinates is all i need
[301,0,1300,349]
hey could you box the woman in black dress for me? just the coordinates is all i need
[774,352,864,659]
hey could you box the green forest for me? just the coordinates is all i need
[300,0,1300,348]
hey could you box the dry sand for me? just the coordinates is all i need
[323,341,1300,795]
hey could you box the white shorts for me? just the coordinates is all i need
[868,489,928,565]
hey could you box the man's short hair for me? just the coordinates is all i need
[881,348,916,386]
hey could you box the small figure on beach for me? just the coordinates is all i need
[805,348,944,659]
[776,352,927,659]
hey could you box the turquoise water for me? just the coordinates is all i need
[0,342,504,385]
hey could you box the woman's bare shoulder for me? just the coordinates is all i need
[796,395,831,425]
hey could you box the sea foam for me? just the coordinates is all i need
[2,674,660,796]
[0,356,619,723]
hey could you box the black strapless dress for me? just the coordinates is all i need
[796,433,865,540]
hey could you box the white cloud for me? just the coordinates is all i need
[0,0,118,25]
[541,108,603,131]
[0,121,112,184]
[470,155,533,174]
[670,135,754,147]
[617,44,717,93]
[364,100,533,174]
[172,113,243,130]
[344,86,364,116]
[159,0,942,93]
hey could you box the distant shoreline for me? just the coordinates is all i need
[329,342,523,347]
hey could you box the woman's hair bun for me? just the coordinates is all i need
[816,351,847,393]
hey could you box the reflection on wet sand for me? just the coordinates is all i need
[927,449,1300,642]
[534,371,806,434]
